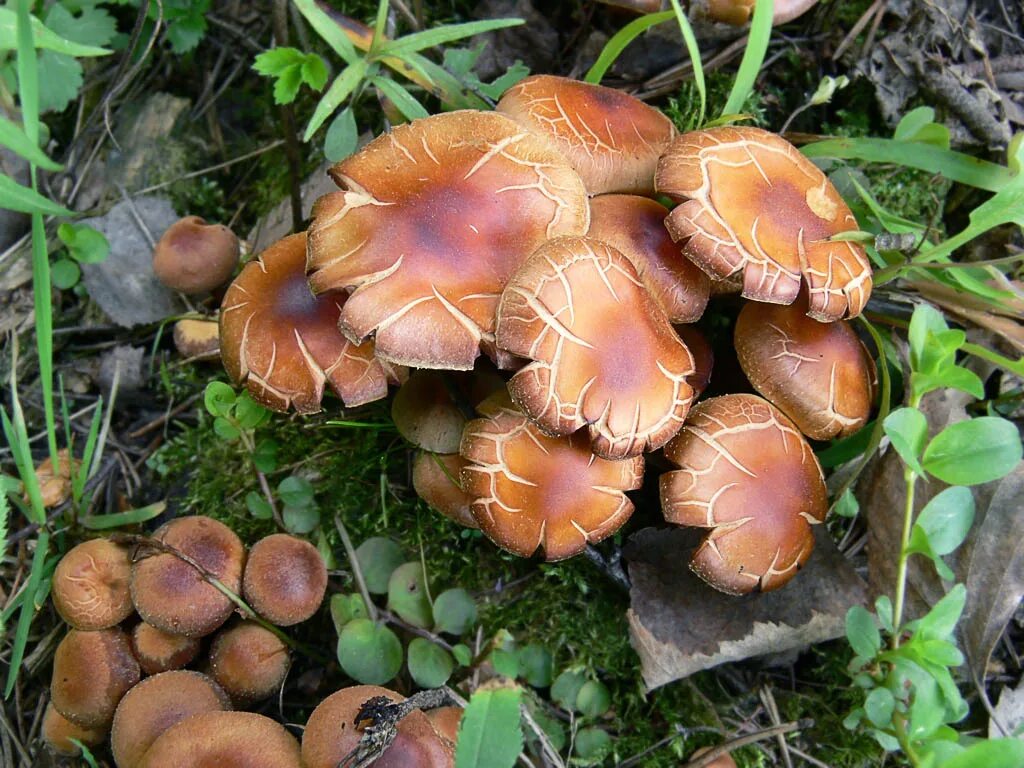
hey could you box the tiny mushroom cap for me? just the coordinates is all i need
[173,318,221,360]
[705,0,819,26]
[220,232,403,414]
[656,125,872,321]
[130,622,202,675]
[51,627,141,728]
[674,325,714,398]
[660,394,828,595]
[412,451,478,529]
[152,216,239,295]
[587,195,711,323]
[42,703,107,757]
[497,236,696,460]
[392,372,470,454]
[110,670,230,768]
[734,295,875,440]
[460,405,644,561]
[306,110,589,371]
[496,75,677,196]
[130,515,246,638]
[139,711,301,768]
[52,538,134,630]
[208,621,290,705]
[302,685,453,768]
[242,534,327,626]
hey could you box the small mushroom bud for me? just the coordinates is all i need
[52,538,134,630]
[242,534,327,626]
[412,451,478,529]
[173,318,220,360]
[130,622,202,675]
[152,216,239,294]
[51,627,141,728]
[42,703,107,757]
[208,622,290,705]
[139,711,301,768]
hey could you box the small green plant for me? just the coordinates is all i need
[843,304,1023,765]
[51,222,110,289]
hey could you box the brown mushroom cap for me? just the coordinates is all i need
[426,706,462,745]
[51,627,141,728]
[130,622,202,675]
[660,394,827,595]
[139,711,301,768]
[32,448,80,508]
[705,0,819,26]
[412,451,478,529]
[690,746,738,768]
[152,216,239,295]
[52,538,134,630]
[220,232,403,414]
[208,621,290,705]
[392,371,470,454]
[734,296,874,440]
[302,685,453,768]
[42,703,107,757]
[460,405,643,561]
[674,325,714,398]
[587,195,711,323]
[496,75,677,196]
[130,515,246,638]
[307,110,589,371]
[173,318,221,360]
[497,236,695,459]
[242,534,327,626]
[656,126,872,321]
[111,670,230,768]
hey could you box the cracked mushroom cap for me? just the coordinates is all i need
[497,236,696,459]
[221,232,403,414]
[412,451,478,529]
[735,296,874,440]
[152,216,239,295]
[496,75,677,196]
[139,711,301,768]
[460,405,643,561]
[656,126,872,321]
[52,538,134,631]
[302,685,453,768]
[307,110,589,371]
[660,394,827,595]
[130,622,202,675]
[242,534,327,626]
[111,670,230,768]
[587,195,711,323]
[130,515,246,638]
[51,627,141,728]
[674,325,714,398]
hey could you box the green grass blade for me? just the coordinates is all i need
[371,0,388,52]
[722,0,773,116]
[0,175,74,216]
[292,0,359,64]
[668,0,705,126]
[4,530,50,699]
[0,491,7,633]
[801,137,1011,193]
[0,115,61,170]
[371,76,429,120]
[1,402,46,525]
[82,501,166,530]
[378,18,524,58]
[400,51,488,109]
[585,10,674,84]
[304,59,371,140]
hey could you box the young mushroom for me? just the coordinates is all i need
[734,295,875,440]
[173,318,221,360]
[52,538,134,631]
[130,622,202,675]
[460,405,643,561]
[208,621,291,705]
[152,216,239,295]
[497,236,696,460]
[242,533,327,626]
[496,75,677,196]
[42,703,107,757]
[412,451,478,529]
[656,126,872,321]
[138,711,301,768]
[660,394,828,595]
[302,685,454,768]
[220,232,403,414]
[306,110,589,371]
[50,627,141,728]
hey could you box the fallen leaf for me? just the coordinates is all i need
[625,526,867,690]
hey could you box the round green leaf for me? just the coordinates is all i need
[387,561,433,628]
[433,588,477,635]
[213,416,240,441]
[576,680,611,718]
[325,106,358,162]
[490,648,519,679]
[51,257,80,289]
[912,486,974,556]
[283,504,320,534]
[452,643,472,667]
[355,537,405,594]
[330,593,368,631]
[337,618,402,685]
[864,687,895,729]
[574,727,611,761]
[204,381,236,416]
[245,490,273,520]
[407,637,454,689]
[923,417,1022,485]
[551,669,586,712]
[516,645,552,688]
[278,475,315,507]
[252,438,279,473]
[234,393,269,429]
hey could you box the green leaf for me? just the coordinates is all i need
[283,504,320,534]
[833,488,860,518]
[165,11,207,54]
[371,76,428,121]
[846,606,881,659]
[864,687,895,729]
[575,680,611,718]
[336,618,403,685]
[387,561,433,628]
[0,8,112,56]
[378,18,524,58]
[304,59,370,141]
[667,0,704,126]
[908,304,948,372]
[875,595,894,633]
[942,739,1024,768]
[45,4,117,48]
[253,47,306,77]
[908,486,974,558]
[291,0,359,64]
[808,75,849,106]
[915,584,966,640]
[57,223,109,264]
[883,407,927,475]
[551,669,586,711]
[273,66,303,105]
[36,49,82,114]
[923,417,1022,485]
[245,491,273,520]
[455,683,524,768]
[0,173,74,216]
[721,0,772,117]
[234,393,268,429]
[355,537,404,594]
[407,637,455,688]
[330,592,369,631]
[452,643,472,667]
[574,727,612,761]
[894,107,950,149]
[516,644,552,688]
[432,588,477,636]
[251,438,278,473]
[585,10,674,85]
[491,648,519,679]
[50,258,80,289]
[324,106,359,162]
[0,115,61,169]
[278,475,315,507]
[213,416,240,441]
[204,381,236,416]
[300,55,328,91]
[80,502,166,530]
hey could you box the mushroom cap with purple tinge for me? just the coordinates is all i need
[152,216,239,295]
[139,711,301,768]
[412,451,478,529]
[242,534,327,626]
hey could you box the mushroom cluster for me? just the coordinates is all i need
[215,75,875,595]
[43,521,327,764]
